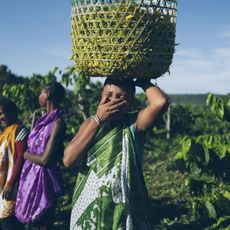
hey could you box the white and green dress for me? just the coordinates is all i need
[70,115,152,230]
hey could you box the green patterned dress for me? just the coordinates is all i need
[70,115,152,230]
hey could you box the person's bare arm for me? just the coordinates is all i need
[63,96,127,168]
[63,118,99,167]
[24,118,65,166]
[134,81,169,133]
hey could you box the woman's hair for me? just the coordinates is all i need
[0,98,18,121]
[103,78,136,98]
[45,82,65,104]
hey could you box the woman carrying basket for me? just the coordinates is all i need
[64,78,168,229]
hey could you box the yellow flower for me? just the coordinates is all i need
[125,14,133,20]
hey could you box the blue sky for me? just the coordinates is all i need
[0,0,229,94]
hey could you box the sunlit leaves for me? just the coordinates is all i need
[176,94,230,227]
[207,93,230,122]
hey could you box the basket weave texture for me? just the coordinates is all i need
[72,0,177,79]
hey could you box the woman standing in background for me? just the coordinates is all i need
[0,99,29,230]
[15,82,66,230]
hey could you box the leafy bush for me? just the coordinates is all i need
[175,94,230,229]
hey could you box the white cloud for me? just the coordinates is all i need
[176,48,205,59]
[214,47,230,64]
[157,46,230,94]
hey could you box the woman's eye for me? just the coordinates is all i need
[119,95,126,99]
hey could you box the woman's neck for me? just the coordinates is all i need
[46,102,58,114]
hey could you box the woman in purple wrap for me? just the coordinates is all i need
[15,82,66,230]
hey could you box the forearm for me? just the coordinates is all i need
[63,119,100,167]
[135,82,169,132]
[143,83,168,108]
[24,151,45,165]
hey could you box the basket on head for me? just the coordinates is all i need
[71,0,177,79]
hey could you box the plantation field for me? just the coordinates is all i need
[1,65,230,229]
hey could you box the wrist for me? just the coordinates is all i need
[91,114,103,127]
[141,82,155,91]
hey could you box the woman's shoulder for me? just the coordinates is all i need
[52,117,67,133]
[15,124,30,141]
[55,117,66,126]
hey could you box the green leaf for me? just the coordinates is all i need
[203,147,210,166]
[216,102,224,120]
[189,162,202,176]
[205,200,217,219]
[181,137,192,160]
[223,191,230,201]
[207,93,216,108]
[215,143,227,159]
[207,93,226,120]
[175,151,183,160]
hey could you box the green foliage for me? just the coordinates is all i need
[207,93,230,122]
[170,104,195,135]
[2,68,60,127]
[168,94,227,106]
[2,65,230,229]
[191,106,230,136]
[61,67,102,119]
[0,64,26,92]
[204,216,230,230]
[176,94,230,229]
[143,135,198,229]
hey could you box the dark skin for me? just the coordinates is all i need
[63,80,168,167]
[23,88,66,166]
[0,106,20,200]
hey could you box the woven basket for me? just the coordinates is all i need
[71,0,177,79]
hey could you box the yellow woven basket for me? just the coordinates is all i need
[71,0,177,79]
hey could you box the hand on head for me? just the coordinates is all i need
[134,79,155,91]
[134,79,151,87]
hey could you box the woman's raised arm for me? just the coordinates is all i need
[134,81,169,133]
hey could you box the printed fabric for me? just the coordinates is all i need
[70,115,152,230]
[0,124,28,218]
